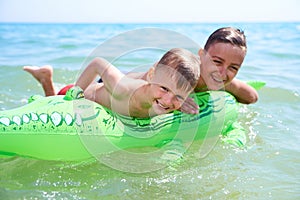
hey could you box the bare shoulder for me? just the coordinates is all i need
[112,76,148,98]
[126,71,145,79]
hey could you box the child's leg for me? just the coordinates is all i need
[23,65,56,96]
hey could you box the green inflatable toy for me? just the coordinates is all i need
[0,81,265,161]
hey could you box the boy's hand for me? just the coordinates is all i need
[179,97,199,114]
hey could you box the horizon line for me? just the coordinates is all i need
[0,20,299,24]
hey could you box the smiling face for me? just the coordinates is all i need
[147,66,193,116]
[197,42,246,91]
[143,48,200,116]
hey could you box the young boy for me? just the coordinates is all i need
[179,27,258,113]
[24,48,200,118]
[197,27,257,103]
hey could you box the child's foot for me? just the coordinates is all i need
[23,65,53,84]
[23,65,56,96]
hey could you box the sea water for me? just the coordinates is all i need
[0,22,299,199]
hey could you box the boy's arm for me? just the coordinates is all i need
[180,78,259,114]
[75,57,125,95]
[225,78,258,104]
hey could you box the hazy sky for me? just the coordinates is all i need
[0,0,299,23]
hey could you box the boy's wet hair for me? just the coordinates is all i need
[204,27,247,52]
[156,48,200,92]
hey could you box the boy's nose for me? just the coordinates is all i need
[162,93,173,104]
[163,93,182,109]
[161,92,175,105]
[218,66,227,80]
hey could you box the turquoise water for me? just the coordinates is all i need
[0,23,299,199]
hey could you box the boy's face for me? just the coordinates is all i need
[148,67,191,116]
[199,42,246,90]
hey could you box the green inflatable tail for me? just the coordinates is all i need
[246,80,266,90]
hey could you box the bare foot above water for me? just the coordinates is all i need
[23,65,56,96]
[23,65,53,83]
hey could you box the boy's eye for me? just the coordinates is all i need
[175,95,185,102]
[212,59,222,65]
[229,65,239,72]
[160,86,169,92]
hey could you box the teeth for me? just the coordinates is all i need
[212,75,223,83]
[156,100,168,109]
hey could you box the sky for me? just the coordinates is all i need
[0,0,299,23]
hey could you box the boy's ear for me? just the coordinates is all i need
[198,48,205,56]
[147,66,155,81]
